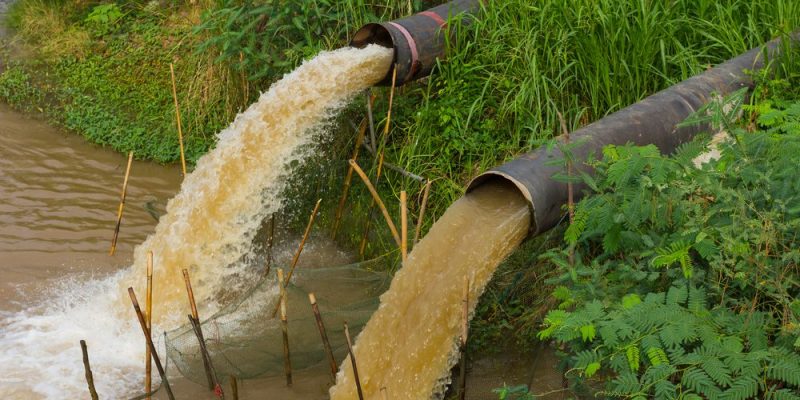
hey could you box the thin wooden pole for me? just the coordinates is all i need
[265,212,276,276]
[381,387,389,400]
[366,90,377,153]
[170,63,187,176]
[109,151,133,256]
[188,315,224,398]
[271,199,321,318]
[358,152,386,258]
[400,190,408,264]
[80,340,99,400]
[360,69,396,257]
[349,159,401,247]
[182,269,216,391]
[145,251,153,399]
[182,269,199,321]
[285,198,321,285]
[128,288,175,400]
[332,119,368,240]
[414,179,432,245]
[344,322,364,400]
[309,293,337,380]
[278,269,292,386]
[230,375,238,400]
[458,277,470,400]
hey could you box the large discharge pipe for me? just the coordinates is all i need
[350,0,481,86]
[468,34,799,235]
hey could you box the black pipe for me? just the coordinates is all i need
[350,0,481,86]
[468,34,799,235]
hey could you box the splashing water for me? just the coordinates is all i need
[0,45,392,399]
[329,182,531,400]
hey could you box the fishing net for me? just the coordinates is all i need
[164,255,391,384]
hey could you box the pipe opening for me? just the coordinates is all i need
[350,23,398,85]
[468,172,538,235]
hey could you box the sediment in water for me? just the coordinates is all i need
[330,182,531,400]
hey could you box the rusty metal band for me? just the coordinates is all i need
[419,11,447,27]
[387,21,418,83]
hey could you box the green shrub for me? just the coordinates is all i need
[538,90,800,399]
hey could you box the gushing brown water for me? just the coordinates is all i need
[125,45,393,324]
[0,46,392,399]
[330,182,531,399]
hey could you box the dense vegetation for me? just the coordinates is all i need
[531,75,800,398]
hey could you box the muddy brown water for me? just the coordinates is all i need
[0,104,182,311]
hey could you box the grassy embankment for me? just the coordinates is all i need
[1,0,799,384]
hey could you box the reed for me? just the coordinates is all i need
[343,322,364,400]
[128,287,175,400]
[169,63,187,176]
[109,151,133,256]
[332,119,368,240]
[413,179,432,245]
[400,190,408,264]
[309,293,338,381]
[278,269,292,387]
[145,251,153,399]
[182,269,215,391]
[79,340,99,400]
[350,159,401,247]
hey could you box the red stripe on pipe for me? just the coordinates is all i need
[419,11,447,27]
[387,22,419,83]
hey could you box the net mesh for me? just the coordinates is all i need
[164,255,390,384]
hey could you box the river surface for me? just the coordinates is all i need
[0,104,182,312]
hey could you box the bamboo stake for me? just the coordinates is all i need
[286,199,321,285]
[358,152,386,258]
[309,293,338,380]
[400,190,408,264]
[145,251,153,399]
[188,315,224,398]
[366,90,377,153]
[458,277,470,400]
[182,269,200,321]
[359,68,396,257]
[349,159,401,247]
[381,387,389,400]
[278,269,292,386]
[182,269,216,391]
[109,151,133,256]
[332,119,368,240]
[80,340,99,400]
[266,212,276,275]
[230,375,238,400]
[128,288,175,400]
[344,322,364,400]
[414,179,432,245]
[270,200,321,318]
[170,63,187,176]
